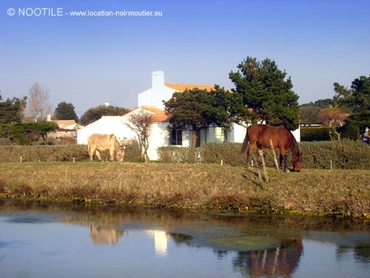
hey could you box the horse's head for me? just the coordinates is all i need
[292,151,302,172]
[116,145,127,162]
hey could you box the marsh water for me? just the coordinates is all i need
[1,200,369,278]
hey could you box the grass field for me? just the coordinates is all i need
[1,161,369,218]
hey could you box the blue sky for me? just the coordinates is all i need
[1,0,369,117]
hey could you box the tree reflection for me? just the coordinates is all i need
[165,230,304,277]
[353,246,370,263]
[233,239,303,277]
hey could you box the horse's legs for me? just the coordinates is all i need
[256,144,263,167]
[246,142,255,168]
[89,146,96,161]
[95,149,102,161]
[279,148,287,171]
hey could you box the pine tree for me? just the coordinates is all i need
[229,57,300,130]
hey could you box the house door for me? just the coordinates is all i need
[196,129,201,147]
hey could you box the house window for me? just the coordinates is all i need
[214,127,226,143]
[170,129,182,145]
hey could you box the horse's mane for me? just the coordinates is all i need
[283,125,300,156]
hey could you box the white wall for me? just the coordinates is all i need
[77,109,172,161]
[227,123,300,143]
[77,116,136,145]
[228,123,247,143]
[292,126,301,142]
[147,122,169,160]
[200,126,216,144]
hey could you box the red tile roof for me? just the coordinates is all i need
[51,120,77,129]
[165,83,215,92]
[139,83,222,123]
[141,106,169,122]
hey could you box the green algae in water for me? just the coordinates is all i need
[170,223,280,252]
[207,234,278,251]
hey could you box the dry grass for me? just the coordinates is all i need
[0,161,369,218]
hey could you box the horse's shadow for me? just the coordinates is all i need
[241,168,265,189]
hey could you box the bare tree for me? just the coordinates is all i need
[25,82,52,122]
[125,109,153,163]
[318,106,348,126]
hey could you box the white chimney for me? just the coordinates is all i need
[137,71,167,108]
[152,71,164,93]
[46,115,51,122]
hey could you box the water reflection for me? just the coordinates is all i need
[89,226,126,245]
[146,230,169,257]
[1,199,370,278]
[234,240,303,277]
[164,230,303,277]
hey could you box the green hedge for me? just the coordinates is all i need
[157,146,198,163]
[1,141,369,170]
[0,145,87,162]
[0,143,141,163]
[301,127,333,141]
[300,140,369,169]
[199,143,246,166]
[0,138,11,146]
[301,126,360,141]
[158,141,370,170]
[1,122,59,145]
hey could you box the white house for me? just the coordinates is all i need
[77,107,169,160]
[138,71,219,110]
[137,71,255,146]
[77,115,134,145]
[77,71,300,160]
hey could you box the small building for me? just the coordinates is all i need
[47,119,78,143]
[50,120,78,130]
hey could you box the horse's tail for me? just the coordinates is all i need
[240,128,249,154]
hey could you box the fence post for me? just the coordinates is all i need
[258,150,269,182]
[270,139,280,172]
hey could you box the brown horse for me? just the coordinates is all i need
[240,124,302,172]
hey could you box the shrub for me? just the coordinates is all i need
[337,123,360,141]
[199,143,246,166]
[300,140,370,169]
[197,141,370,170]
[0,145,87,162]
[301,127,333,141]
[7,122,59,145]
[123,142,142,162]
[301,125,361,142]
[0,140,369,170]
[157,146,198,163]
[0,142,142,163]
[0,138,11,146]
